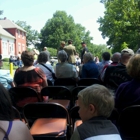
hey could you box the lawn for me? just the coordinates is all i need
[1,62,18,70]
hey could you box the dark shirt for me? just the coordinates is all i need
[115,79,140,112]
[81,60,99,78]
[81,47,88,62]
[104,63,132,91]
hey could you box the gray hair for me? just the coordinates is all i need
[57,50,68,62]
[37,51,49,63]
[78,84,114,118]
[83,52,94,63]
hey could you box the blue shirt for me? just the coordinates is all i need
[81,61,99,78]
[0,70,13,89]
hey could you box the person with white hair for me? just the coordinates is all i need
[54,50,78,81]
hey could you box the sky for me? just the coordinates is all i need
[0,0,108,45]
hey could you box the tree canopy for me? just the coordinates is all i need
[15,21,39,47]
[40,11,93,53]
[98,0,140,52]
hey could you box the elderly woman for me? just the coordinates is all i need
[81,52,99,78]
[35,51,55,82]
[54,50,78,80]
[115,54,140,112]
[14,51,48,106]
[0,83,33,140]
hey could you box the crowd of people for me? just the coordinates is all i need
[0,39,140,139]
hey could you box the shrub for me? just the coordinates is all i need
[2,58,9,62]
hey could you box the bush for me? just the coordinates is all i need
[2,58,9,62]
[47,47,57,57]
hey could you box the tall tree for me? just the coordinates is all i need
[15,21,39,47]
[98,0,140,52]
[40,11,93,52]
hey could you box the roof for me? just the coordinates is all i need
[0,19,26,32]
[0,25,15,39]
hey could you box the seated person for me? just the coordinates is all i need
[14,50,48,107]
[70,84,121,140]
[115,54,140,112]
[0,70,14,89]
[54,50,79,81]
[81,52,99,78]
[0,83,33,140]
[104,48,134,92]
[35,51,55,82]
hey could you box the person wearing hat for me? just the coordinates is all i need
[81,41,89,63]
[64,39,77,65]
[104,48,134,92]
[57,41,66,53]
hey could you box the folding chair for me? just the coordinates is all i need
[77,78,101,86]
[12,106,22,121]
[23,102,70,140]
[54,78,77,91]
[117,105,140,140]
[71,86,87,107]
[41,86,71,109]
[69,106,82,135]
[9,87,41,111]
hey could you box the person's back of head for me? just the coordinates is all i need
[102,52,111,61]
[111,52,121,63]
[0,83,14,120]
[68,39,72,45]
[21,51,34,66]
[127,54,140,80]
[120,48,134,65]
[57,50,68,63]
[78,84,114,122]
[83,52,94,63]
[61,41,65,47]
[44,47,47,51]
[37,51,49,63]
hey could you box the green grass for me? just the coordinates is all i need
[1,62,18,70]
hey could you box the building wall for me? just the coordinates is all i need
[15,29,26,55]
[0,35,15,58]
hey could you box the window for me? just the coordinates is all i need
[22,44,25,51]
[22,32,24,39]
[18,30,20,38]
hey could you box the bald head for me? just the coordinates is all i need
[111,52,121,63]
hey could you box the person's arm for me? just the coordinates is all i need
[70,128,80,140]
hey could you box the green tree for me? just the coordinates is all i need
[15,21,39,47]
[97,0,140,52]
[40,11,93,52]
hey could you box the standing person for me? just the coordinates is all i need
[44,46,50,58]
[0,83,33,140]
[70,84,122,140]
[81,41,89,63]
[0,54,3,69]
[64,39,77,65]
[57,41,66,53]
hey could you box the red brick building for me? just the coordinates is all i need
[0,18,26,58]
